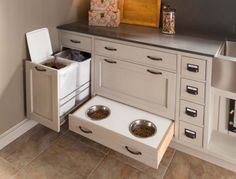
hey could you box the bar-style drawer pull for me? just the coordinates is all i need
[184,129,196,139]
[79,126,93,134]
[35,66,46,72]
[147,56,163,61]
[186,85,198,95]
[185,107,198,117]
[104,59,117,64]
[104,47,117,51]
[147,69,162,75]
[187,64,199,73]
[125,146,142,155]
[70,39,81,44]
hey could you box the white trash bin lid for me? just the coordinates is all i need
[26,28,53,64]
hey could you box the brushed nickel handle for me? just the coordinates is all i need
[147,56,163,61]
[35,66,46,72]
[185,107,198,117]
[104,59,117,64]
[79,126,92,134]
[104,47,117,51]
[184,129,196,139]
[70,39,81,43]
[186,85,198,95]
[187,63,199,73]
[147,69,162,75]
[125,146,142,155]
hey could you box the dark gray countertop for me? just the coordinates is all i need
[57,21,224,57]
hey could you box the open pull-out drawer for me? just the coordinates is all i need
[69,96,174,169]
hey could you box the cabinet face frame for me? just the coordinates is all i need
[26,61,60,132]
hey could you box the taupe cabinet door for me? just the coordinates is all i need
[26,61,60,132]
[94,56,176,119]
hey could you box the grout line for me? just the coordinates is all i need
[106,151,152,176]
[9,128,69,178]
[73,134,111,155]
[162,149,176,178]
[0,156,19,174]
[86,154,108,179]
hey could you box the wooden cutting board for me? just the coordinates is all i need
[119,0,161,27]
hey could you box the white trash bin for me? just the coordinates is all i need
[56,49,91,102]
[26,28,78,119]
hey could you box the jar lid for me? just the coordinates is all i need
[163,8,176,13]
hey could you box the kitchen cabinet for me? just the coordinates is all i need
[37,23,235,172]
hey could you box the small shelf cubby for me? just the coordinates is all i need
[208,90,236,165]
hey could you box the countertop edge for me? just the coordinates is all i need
[57,24,224,58]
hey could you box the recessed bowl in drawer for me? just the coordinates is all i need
[129,119,157,138]
[87,105,111,120]
[95,39,177,71]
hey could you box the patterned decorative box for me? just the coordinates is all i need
[89,10,120,27]
[90,0,118,11]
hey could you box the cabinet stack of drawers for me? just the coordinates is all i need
[179,56,207,148]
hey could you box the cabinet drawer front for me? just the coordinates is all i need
[26,61,60,132]
[61,32,92,52]
[180,100,204,126]
[69,118,157,168]
[95,39,177,71]
[95,55,176,119]
[181,79,205,105]
[181,56,206,81]
[69,115,174,169]
[179,121,203,147]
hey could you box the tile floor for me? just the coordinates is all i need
[0,124,235,179]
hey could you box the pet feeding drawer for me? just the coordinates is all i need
[69,96,174,169]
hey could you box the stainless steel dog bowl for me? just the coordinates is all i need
[87,105,111,120]
[129,120,157,138]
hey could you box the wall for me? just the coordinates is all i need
[164,0,236,36]
[0,0,89,135]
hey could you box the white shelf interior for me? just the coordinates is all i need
[208,130,236,164]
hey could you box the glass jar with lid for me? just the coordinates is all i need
[162,8,176,34]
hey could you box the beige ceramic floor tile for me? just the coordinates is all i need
[0,157,17,178]
[108,147,175,179]
[160,147,176,167]
[164,151,236,179]
[0,124,67,170]
[88,156,156,179]
[13,131,105,179]
[67,131,110,154]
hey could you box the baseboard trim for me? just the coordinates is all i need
[0,119,38,150]
[170,141,236,173]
